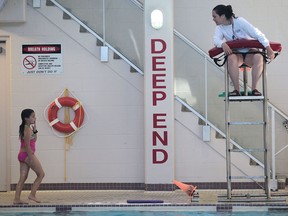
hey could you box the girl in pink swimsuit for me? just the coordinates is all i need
[14,109,45,205]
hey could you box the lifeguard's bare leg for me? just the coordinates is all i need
[245,53,263,90]
[227,54,243,92]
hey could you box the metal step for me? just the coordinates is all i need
[228,121,265,125]
[46,0,54,6]
[63,9,72,20]
[230,175,266,180]
[228,95,264,101]
[230,148,266,153]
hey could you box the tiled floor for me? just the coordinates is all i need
[0,189,288,205]
[1,189,288,213]
[4,190,190,205]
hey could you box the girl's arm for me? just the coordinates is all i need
[31,123,38,141]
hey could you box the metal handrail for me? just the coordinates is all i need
[49,0,144,75]
[130,0,143,10]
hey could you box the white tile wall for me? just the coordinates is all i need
[2,0,288,187]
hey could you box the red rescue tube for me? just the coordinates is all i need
[208,39,282,58]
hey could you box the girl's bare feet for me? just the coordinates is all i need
[13,199,28,205]
[28,194,41,203]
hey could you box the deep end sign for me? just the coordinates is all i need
[151,38,169,164]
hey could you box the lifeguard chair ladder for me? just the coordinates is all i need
[224,57,269,199]
[208,39,282,200]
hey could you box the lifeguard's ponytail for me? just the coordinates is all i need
[213,4,235,19]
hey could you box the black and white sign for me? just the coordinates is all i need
[22,44,62,75]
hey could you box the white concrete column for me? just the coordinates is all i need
[144,0,174,184]
[0,39,9,191]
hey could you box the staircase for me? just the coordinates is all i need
[30,0,288,189]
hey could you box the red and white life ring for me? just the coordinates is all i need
[48,97,85,133]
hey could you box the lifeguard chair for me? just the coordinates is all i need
[209,39,282,199]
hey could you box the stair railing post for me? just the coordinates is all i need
[202,56,211,141]
[100,0,109,62]
[270,107,278,191]
[225,60,232,199]
[262,60,271,198]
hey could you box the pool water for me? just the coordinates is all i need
[1,211,288,216]
[71,211,288,216]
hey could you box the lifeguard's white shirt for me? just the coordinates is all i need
[213,17,270,51]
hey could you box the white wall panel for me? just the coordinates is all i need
[1,0,287,186]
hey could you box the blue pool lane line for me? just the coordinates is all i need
[127,200,164,203]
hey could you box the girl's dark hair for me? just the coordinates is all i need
[213,5,235,19]
[19,109,34,139]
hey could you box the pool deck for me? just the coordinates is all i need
[1,189,288,212]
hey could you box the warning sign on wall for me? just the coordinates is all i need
[22,44,62,75]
